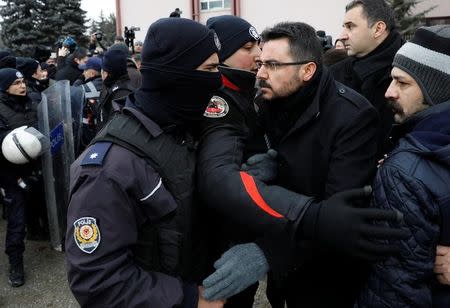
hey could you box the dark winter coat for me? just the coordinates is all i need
[198,67,379,306]
[54,60,83,85]
[0,93,39,177]
[197,66,311,251]
[66,105,197,307]
[258,68,379,308]
[357,102,450,308]
[329,31,403,157]
[127,58,142,89]
[98,74,134,129]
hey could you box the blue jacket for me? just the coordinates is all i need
[357,102,450,307]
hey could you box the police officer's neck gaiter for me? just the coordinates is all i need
[134,62,222,130]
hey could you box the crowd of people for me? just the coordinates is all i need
[1,0,450,307]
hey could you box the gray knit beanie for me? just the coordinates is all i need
[393,25,450,105]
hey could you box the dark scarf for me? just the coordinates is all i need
[134,63,221,132]
[264,67,322,145]
[0,92,33,111]
[352,30,403,82]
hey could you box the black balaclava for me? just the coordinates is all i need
[134,18,222,130]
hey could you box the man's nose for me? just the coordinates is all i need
[339,29,348,41]
[256,66,267,80]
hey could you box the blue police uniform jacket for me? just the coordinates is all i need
[65,106,192,308]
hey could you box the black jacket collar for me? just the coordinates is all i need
[352,30,403,81]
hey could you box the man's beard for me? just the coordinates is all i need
[257,77,300,100]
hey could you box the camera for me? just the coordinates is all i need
[316,30,333,52]
[124,26,140,41]
[124,26,141,53]
[94,32,103,42]
[56,37,65,49]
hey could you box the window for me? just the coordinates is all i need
[200,0,231,11]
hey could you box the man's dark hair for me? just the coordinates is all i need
[261,22,323,64]
[73,47,88,61]
[345,0,396,31]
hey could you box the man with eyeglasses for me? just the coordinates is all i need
[199,21,407,308]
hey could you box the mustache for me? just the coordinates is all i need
[257,79,272,89]
[387,99,404,114]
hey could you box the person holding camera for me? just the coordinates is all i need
[0,68,47,287]
[88,32,107,56]
[55,45,88,85]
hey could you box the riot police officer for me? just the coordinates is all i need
[65,18,224,307]
[74,56,103,152]
[0,68,46,287]
[97,48,134,130]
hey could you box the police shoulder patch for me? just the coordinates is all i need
[81,142,113,166]
[204,96,229,118]
[73,217,101,254]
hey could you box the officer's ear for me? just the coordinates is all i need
[298,61,317,82]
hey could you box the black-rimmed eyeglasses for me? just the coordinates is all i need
[255,60,314,71]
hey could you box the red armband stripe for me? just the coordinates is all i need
[222,75,240,92]
[239,171,284,218]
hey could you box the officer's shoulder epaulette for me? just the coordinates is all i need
[335,81,368,109]
[203,95,230,119]
[80,141,113,166]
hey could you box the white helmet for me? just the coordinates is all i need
[2,126,47,164]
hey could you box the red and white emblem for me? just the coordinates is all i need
[73,217,101,254]
[204,96,229,118]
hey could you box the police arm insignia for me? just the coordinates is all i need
[73,217,101,254]
[203,96,229,118]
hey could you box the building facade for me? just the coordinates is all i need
[115,0,450,44]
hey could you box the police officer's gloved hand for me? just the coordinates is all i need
[241,149,278,182]
[301,186,407,261]
[202,243,269,301]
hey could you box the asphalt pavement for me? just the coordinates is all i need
[0,210,78,307]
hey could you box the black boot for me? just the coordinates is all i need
[8,262,25,287]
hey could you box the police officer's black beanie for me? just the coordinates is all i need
[108,43,130,56]
[16,57,39,79]
[102,49,128,76]
[0,49,16,69]
[207,15,260,62]
[0,68,23,92]
[140,18,220,70]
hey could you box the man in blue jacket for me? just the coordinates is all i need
[356,24,450,307]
